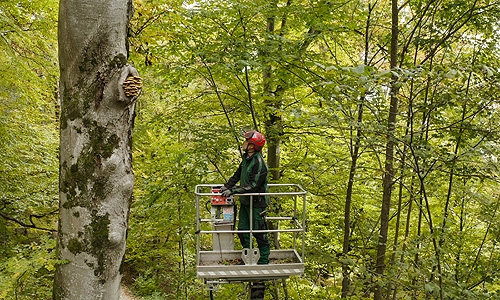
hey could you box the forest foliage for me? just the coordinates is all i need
[2,0,500,299]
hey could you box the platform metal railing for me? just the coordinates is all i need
[195,183,307,271]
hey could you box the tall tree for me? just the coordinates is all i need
[341,2,376,297]
[374,0,399,299]
[53,0,141,299]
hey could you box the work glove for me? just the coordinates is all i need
[221,189,232,198]
[220,186,228,193]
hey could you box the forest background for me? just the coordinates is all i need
[2,0,500,299]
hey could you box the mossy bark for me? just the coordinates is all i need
[54,0,138,299]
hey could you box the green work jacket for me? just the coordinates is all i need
[224,152,269,207]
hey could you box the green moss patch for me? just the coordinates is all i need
[67,238,84,255]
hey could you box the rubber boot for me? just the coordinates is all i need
[257,246,269,264]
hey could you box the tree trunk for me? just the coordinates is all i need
[262,1,283,254]
[341,97,363,298]
[263,4,282,182]
[54,0,140,299]
[341,3,375,296]
[440,50,476,249]
[386,155,404,300]
[374,0,398,299]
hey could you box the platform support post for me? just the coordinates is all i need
[282,278,289,300]
[250,282,266,299]
[272,280,280,300]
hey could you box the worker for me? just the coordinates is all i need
[220,130,270,265]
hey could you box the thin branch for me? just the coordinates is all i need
[202,61,240,145]
[464,196,500,287]
[0,210,57,233]
[206,155,227,182]
[420,0,480,65]
[237,8,259,131]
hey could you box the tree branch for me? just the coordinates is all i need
[0,210,57,233]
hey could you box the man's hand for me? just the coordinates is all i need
[221,189,232,198]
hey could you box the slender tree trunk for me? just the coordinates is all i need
[54,0,140,299]
[341,4,374,295]
[417,173,444,300]
[261,2,284,254]
[390,38,421,297]
[455,176,466,282]
[178,193,188,299]
[409,78,444,300]
[374,1,398,299]
[392,178,414,300]
[408,48,443,295]
[411,100,431,291]
[414,194,423,274]
[440,48,477,249]
[386,150,404,300]
[341,94,364,298]
[390,14,426,296]
[464,197,500,288]
[410,24,436,292]
[263,12,283,182]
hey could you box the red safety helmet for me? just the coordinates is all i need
[244,130,266,151]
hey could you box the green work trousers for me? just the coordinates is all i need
[237,204,270,264]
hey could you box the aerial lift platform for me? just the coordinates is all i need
[195,184,307,299]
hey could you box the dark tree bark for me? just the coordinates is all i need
[374,0,399,299]
[53,0,140,299]
[263,7,283,183]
